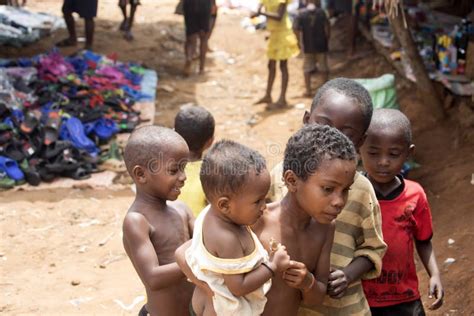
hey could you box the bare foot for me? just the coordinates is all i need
[124,31,134,41]
[254,95,272,105]
[266,99,288,110]
[56,37,77,47]
[183,61,192,77]
[119,19,129,31]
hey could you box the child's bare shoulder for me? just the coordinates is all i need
[203,215,243,257]
[123,210,152,238]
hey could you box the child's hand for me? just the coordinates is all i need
[269,244,291,272]
[282,260,314,291]
[428,275,444,310]
[327,268,349,298]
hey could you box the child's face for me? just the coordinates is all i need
[226,170,271,226]
[360,126,413,185]
[144,142,189,201]
[304,90,367,150]
[294,158,356,224]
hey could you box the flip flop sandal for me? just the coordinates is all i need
[82,161,99,174]
[0,141,26,161]
[0,131,13,145]
[0,103,11,120]
[45,152,81,174]
[21,140,37,158]
[43,111,61,146]
[63,166,91,180]
[0,171,15,190]
[78,108,103,123]
[118,120,139,133]
[42,140,72,160]
[20,111,40,134]
[0,155,25,181]
[0,122,12,132]
[19,159,41,186]
[91,118,119,141]
[37,161,55,182]
[60,117,98,155]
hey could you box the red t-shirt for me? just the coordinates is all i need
[362,179,433,307]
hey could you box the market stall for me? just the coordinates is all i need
[0,50,157,190]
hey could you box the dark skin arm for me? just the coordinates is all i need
[123,213,185,291]
[175,240,214,296]
[415,239,444,310]
[283,223,335,306]
[218,233,291,297]
[251,3,287,22]
[328,257,374,298]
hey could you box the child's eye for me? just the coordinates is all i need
[390,153,401,157]
[322,187,334,194]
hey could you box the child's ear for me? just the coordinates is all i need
[283,170,299,193]
[217,196,230,214]
[204,135,214,151]
[302,111,310,125]
[132,165,147,184]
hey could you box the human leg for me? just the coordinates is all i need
[84,18,95,49]
[303,54,317,97]
[198,31,209,74]
[57,0,77,47]
[254,60,276,104]
[118,0,128,31]
[274,60,289,107]
[125,2,138,40]
[184,33,198,76]
[317,53,329,84]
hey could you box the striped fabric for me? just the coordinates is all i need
[268,163,387,315]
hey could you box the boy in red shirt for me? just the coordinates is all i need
[360,109,444,315]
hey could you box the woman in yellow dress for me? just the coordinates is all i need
[252,0,299,108]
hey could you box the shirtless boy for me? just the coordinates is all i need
[122,125,194,316]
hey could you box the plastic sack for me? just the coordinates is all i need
[354,74,399,109]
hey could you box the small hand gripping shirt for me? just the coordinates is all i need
[185,206,272,316]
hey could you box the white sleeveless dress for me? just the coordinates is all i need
[185,206,271,316]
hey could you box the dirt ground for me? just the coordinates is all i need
[0,0,473,315]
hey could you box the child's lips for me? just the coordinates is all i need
[324,211,339,221]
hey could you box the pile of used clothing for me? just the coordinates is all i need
[0,5,65,47]
[0,50,151,189]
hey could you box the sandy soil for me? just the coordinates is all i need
[0,0,473,315]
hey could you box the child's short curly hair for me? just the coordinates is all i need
[283,124,356,180]
[311,78,373,133]
[200,140,266,200]
[174,105,215,153]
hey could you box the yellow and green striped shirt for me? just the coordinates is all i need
[268,163,387,315]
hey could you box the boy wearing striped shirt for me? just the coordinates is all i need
[268,78,387,315]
